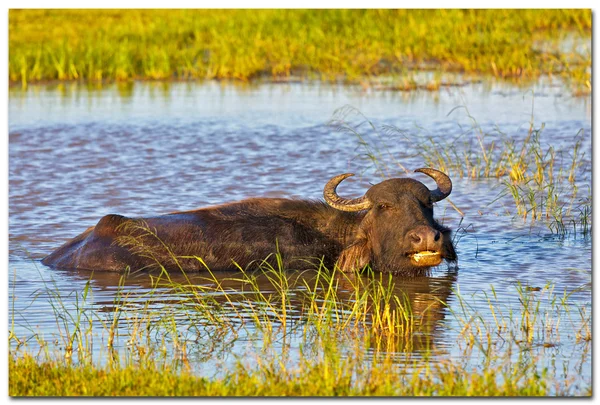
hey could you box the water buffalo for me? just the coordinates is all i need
[42,168,457,275]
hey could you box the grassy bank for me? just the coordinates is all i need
[9,9,591,92]
[9,260,591,396]
[10,350,550,396]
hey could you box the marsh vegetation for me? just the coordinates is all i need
[9,9,591,94]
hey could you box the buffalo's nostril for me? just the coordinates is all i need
[409,226,442,252]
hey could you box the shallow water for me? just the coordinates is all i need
[9,80,591,393]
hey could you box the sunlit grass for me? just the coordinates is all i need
[10,347,554,396]
[9,9,591,93]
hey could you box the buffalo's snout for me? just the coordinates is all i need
[407,226,442,252]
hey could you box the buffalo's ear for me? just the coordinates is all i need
[336,238,371,273]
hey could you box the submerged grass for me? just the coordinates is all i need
[9,243,592,396]
[9,9,591,93]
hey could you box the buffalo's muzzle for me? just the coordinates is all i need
[407,226,444,266]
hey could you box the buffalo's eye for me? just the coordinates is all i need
[378,203,390,210]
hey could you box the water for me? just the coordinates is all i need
[8,80,591,393]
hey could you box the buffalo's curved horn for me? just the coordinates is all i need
[323,173,373,212]
[414,168,452,202]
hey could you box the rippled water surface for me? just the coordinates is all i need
[9,81,591,393]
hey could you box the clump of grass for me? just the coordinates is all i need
[496,124,589,234]
[9,9,591,94]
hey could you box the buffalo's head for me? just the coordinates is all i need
[324,168,457,276]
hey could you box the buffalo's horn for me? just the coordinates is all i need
[414,168,452,202]
[323,173,373,212]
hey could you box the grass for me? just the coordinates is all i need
[9,246,592,396]
[329,104,591,237]
[9,9,591,93]
[10,348,552,396]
